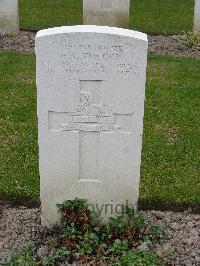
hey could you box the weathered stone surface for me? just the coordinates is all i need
[194,0,200,32]
[0,0,19,36]
[137,242,150,252]
[83,0,130,28]
[36,25,148,227]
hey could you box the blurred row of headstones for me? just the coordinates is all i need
[0,0,200,36]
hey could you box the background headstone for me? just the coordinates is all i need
[36,25,148,226]
[194,0,200,32]
[0,0,19,36]
[83,0,130,28]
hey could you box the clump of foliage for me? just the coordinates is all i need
[3,198,164,265]
[176,31,200,51]
[54,199,164,264]
[113,249,164,266]
[2,245,71,266]
[2,245,37,265]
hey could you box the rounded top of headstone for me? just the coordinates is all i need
[36,25,147,42]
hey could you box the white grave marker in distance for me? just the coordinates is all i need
[83,0,130,28]
[0,0,19,36]
[194,0,200,32]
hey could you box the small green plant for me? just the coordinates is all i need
[57,198,87,211]
[133,213,148,230]
[41,247,71,265]
[4,199,166,265]
[110,239,129,254]
[108,216,127,233]
[63,223,81,239]
[150,220,165,241]
[2,245,71,266]
[122,204,135,216]
[112,249,164,266]
[56,198,165,263]
[139,220,164,245]
[76,241,94,255]
[2,244,38,266]
[77,231,100,255]
[176,32,200,51]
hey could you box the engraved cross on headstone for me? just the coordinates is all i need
[78,80,105,182]
[49,80,133,182]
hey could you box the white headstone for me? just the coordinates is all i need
[194,0,200,32]
[83,0,130,28]
[0,0,19,36]
[36,25,148,227]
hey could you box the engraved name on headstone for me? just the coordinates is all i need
[36,26,148,226]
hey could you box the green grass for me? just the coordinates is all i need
[19,0,83,30]
[140,55,200,210]
[130,0,194,33]
[19,0,195,33]
[0,52,38,201]
[0,52,200,209]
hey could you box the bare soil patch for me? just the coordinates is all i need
[0,31,200,58]
[148,34,200,58]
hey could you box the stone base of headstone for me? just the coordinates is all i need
[0,0,19,36]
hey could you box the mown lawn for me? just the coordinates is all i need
[140,55,200,210]
[0,52,38,201]
[19,0,195,33]
[0,52,199,209]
